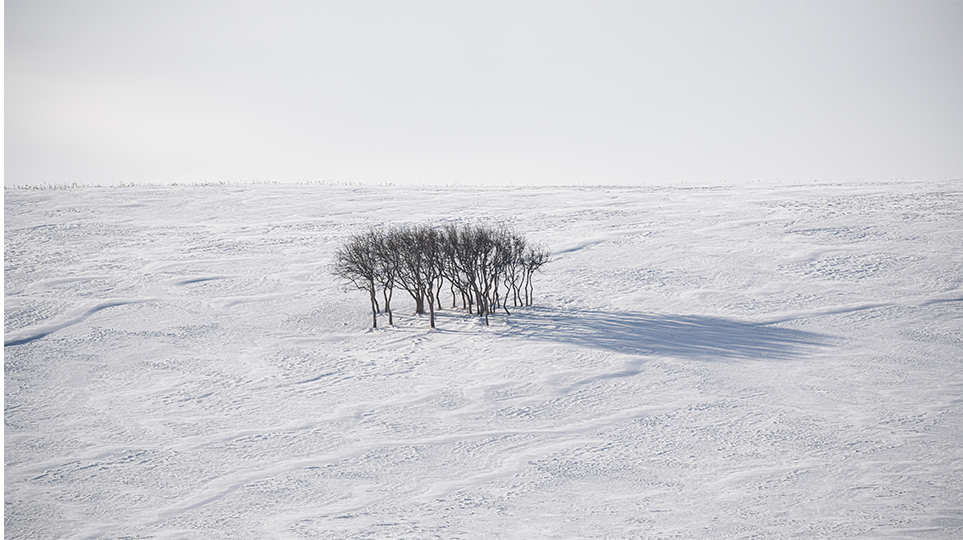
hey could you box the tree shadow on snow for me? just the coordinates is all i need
[506,307,835,361]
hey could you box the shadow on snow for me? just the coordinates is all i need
[505,306,835,361]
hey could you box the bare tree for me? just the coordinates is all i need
[390,227,427,316]
[522,244,551,306]
[417,226,445,328]
[333,231,381,328]
[371,230,397,325]
[490,226,520,315]
[502,231,527,308]
[441,224,474,313]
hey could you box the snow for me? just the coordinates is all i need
[5,181,963,539]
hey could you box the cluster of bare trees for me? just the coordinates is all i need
[333,224,550,329]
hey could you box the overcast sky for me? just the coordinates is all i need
[6,1,963,186]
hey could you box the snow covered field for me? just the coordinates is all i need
[5,181,963,539]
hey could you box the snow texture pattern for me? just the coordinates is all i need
[5,182,963,539]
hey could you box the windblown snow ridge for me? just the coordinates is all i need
[4,299,157,347]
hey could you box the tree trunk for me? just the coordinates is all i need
[383,286,394,325]
[477,288,489,325]
[369,285,378,328]
[525,272,534,306]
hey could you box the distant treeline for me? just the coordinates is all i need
[334,224,550,328]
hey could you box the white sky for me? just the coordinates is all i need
[5,1,963,186]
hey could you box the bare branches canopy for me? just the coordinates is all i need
[333,224,550,329]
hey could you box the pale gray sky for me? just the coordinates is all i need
[5,1,963,186]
